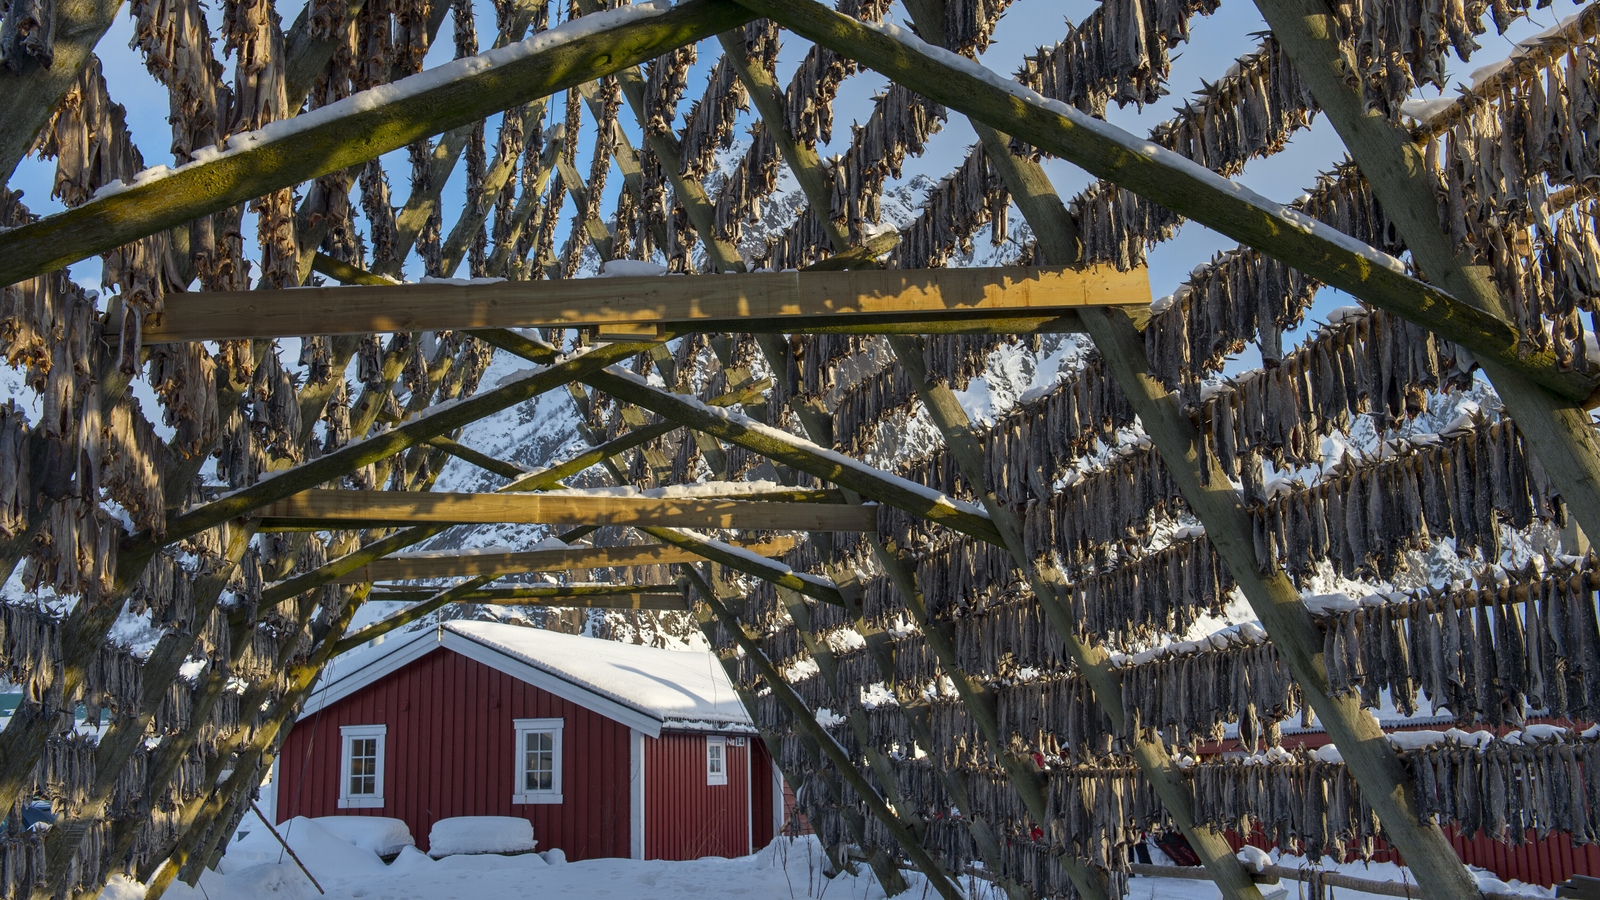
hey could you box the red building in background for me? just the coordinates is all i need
[274,621,779,860]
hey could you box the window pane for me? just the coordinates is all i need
[345,736,379,791]
[348,736,380,796]
[522,730,556,793]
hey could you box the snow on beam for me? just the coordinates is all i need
[141,265,1138,342]
[256,488,879,531]
[0,0,757,288]
[328,536,798,583]
[731,0,1600,405]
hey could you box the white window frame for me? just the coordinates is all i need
[512,717,564,804]
[706,735,728,786]
[338,724,386,809]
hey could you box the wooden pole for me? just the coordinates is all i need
[710,33,1083,893]
[249,802,325,894]
[678,576,871,882]
[437,100,549,279]
[587,11,747,276]
[866,11,1259,896]
[715,29,853,254]
[725,0,1598,404]
[424,435,531,479]
[636,526,846,607]
[31,522,257,897]
[254,374,765,606]
[0,0,124,180]
[891,330,1263,900]
[484,126,566,278]
[366,586,686,608]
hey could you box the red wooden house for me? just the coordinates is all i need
[274,621,780,860]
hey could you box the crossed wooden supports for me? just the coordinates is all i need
[6,0,1596,897]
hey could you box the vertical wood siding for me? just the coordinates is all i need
[276,645,631,859]
[643,731,751,860]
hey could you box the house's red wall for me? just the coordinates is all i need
[643,731,750,860]
[276,646,631,860]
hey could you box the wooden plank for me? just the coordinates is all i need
[424,435,530,479]
[330,536,796,583]
[259,489,877,531]
[143,265,1149,341]
[368,588,686,609]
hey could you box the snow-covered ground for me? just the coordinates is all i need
[95,815,1556,900]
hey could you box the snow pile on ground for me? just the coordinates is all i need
[215,817,390,880]
[311,817,415,857]
[426,817,536,858]
[102,834,997,900]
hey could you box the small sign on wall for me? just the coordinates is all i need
[729,737,746,747]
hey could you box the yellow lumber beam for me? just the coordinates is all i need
[369,587,687,609]
[144,265,1149,341]
[260,489,876,531]
[330,536,797,583]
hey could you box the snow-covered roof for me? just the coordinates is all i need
[300,622,753,738]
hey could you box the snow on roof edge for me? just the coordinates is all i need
[445,622,754,732]
[304,623,753,734]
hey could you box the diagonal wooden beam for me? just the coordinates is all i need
[953,60,1454,900]
[144,265,1133,341]
[636,526,845,606]
[485,126,567,278]
[0,0,758,289]
[0,0,124,181]
[728,0,1599,404]
[425,435,531,479]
